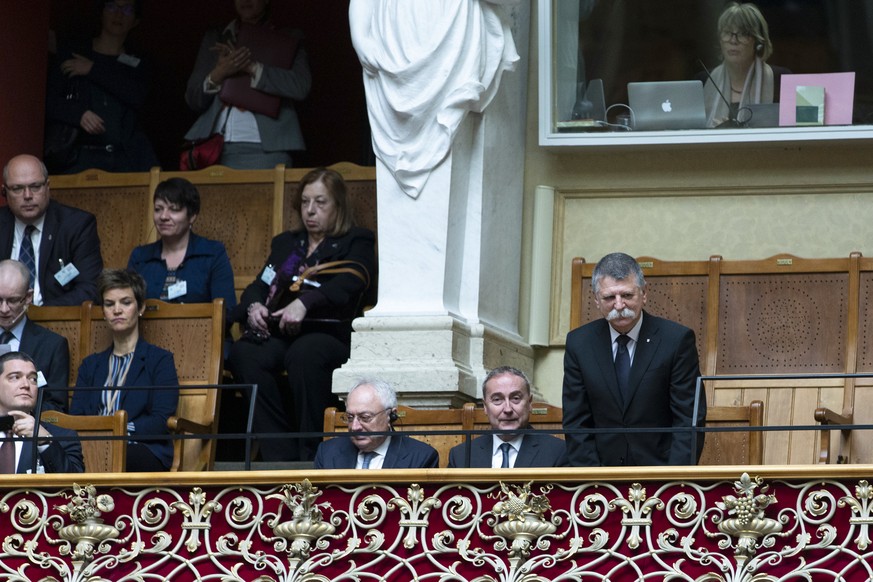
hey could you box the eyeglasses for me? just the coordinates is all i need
[104,2,136,16]
[720,30,753,44]
[340,408,390,424]
[4,182,47,197]
[0,296,27,309]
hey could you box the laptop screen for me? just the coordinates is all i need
[627,81,707,131]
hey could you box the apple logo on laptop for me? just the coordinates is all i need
[661,99,672,113]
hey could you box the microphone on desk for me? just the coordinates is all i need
[697,59,752,127]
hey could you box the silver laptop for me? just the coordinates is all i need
[627,80,706,130]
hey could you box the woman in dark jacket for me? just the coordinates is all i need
[45,0,158,173]
[227,167,375,462]
[71,269,179,471]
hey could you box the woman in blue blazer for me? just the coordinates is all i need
[127,178,236,313]
[71,269,179,471]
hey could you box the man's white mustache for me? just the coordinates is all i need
[606,307,635,321]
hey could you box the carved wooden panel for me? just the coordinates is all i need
[716,274,847,374]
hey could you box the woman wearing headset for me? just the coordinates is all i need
[702,2,789,128]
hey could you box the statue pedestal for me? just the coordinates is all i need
[333,315,534,407]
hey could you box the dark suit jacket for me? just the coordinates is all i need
[71,339,179,469]
[0,200,103,306]
[447,433,568,468]
[16,422,84,474]
[562,311,705,467]
[235,227,376,343]
[20,317,70,411]
[313,434,439,469]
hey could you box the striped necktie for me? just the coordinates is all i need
[19,225,36,285]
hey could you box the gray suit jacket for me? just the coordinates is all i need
[185,22,311,152]
[447,433,567,468]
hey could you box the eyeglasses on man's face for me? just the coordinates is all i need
[340,408,390,424]
[3,181,47,197]
[0,296,27,309]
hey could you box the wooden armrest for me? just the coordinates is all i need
[815,407,853,465]
[814,407,852,426]
[167,416,211,434]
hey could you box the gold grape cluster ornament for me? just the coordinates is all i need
[715,473,783,564]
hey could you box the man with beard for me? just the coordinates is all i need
[562,252,705,466]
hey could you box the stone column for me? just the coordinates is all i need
[336,0,532,406]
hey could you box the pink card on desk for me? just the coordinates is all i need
[779,72,855,126]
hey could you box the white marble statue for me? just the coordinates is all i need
[349,0,520,199]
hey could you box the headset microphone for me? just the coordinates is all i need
[388,409,398,423]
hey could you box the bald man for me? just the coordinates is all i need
[0,154,103,306]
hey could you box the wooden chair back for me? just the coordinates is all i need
[462,401,565,440]
[284,162,378,234]
[49,169,154,269]
[323,405,466,468]
[41,410,127,473]
[27,305,82,386]
[82,298,225,471]
[698,401,764,465]
[159,165,284,291]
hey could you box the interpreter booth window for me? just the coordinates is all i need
[539,0,873,146]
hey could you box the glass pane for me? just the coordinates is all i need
[547,0,873,138]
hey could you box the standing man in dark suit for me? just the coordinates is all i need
[562,252,705,467]
[314,379,439,469]
[0,352,83,474]
[448,367,566,468]
[0,260,70,411]
[0,154,103,306]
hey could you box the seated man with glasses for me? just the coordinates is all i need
[313,379,439,469]
[0,154,103,306]
[0,260,70,411]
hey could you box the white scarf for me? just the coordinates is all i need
[704,58,774,127]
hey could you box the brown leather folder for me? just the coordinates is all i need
[219,23,300,118]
